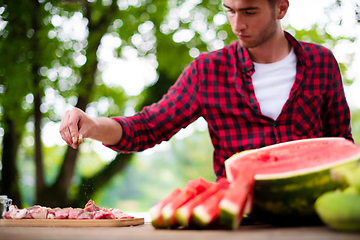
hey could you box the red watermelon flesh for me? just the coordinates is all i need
[175,178,230,228]
[183,177,212,193]
[161,178,212,228]
[150,188,181,228]
[192,189,227,228]
[243,191,253,216]
[226,137,360,181]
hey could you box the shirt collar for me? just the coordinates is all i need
[237,31,307,77]
[284,31,307,64]
[237,42,255,77]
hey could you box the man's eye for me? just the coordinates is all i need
[226,9,235,14]
[245,11,256,15]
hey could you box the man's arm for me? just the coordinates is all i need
[59,107,123,149]
[322,54,353,141]
[104,60,202,152]
[60,58,202,150]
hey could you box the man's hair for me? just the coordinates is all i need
[267,0,280,8]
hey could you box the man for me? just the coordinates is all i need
[60,0,352,178]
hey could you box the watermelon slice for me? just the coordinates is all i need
[219,164,255,230]
[150,188,181,228]
[175,178,230,228]
[160,178,211,228]
[192,189,227,228]
[224,137,360,225]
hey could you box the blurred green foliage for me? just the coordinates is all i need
[0,0,359,211]
[95,120,216,211]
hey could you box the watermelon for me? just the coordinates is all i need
[175,178,230,228]
[218,164,255,229]
[192,189,227,228]
[150,188,181,228]
[224,137,360,225]
[159,178,211,228]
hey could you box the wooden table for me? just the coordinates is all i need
[1,222,360,240]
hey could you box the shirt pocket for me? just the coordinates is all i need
[292,94,323,137]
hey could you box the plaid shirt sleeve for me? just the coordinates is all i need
[320,51,352,139]
[106,60,202,153]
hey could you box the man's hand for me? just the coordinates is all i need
[59,108,97,149]
[59,107,123,149]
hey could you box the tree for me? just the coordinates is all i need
[0,0,359,209]
[0,0,54,206]
[0,0,136,207]
[0,0,232,208]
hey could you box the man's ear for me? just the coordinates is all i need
[277,0,289,20]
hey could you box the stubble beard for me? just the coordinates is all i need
[237,14,278,49]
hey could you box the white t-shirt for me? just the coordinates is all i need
[252,48,297,120]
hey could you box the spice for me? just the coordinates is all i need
[76,135,83,146]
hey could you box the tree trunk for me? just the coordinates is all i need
[0,118,22,206]
[34,93,45,204]
[32,0,46,205]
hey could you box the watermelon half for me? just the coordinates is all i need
[223,137,360,225]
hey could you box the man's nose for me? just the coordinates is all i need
[232,14,246,32]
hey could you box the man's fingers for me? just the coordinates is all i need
[59,108,83,149]
[59,111,72,146]
[67,113,81,139]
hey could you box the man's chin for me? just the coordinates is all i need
[238,40,253,49]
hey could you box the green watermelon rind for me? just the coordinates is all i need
[150,205,168,229]
[192,205,212,228]
[174,207,190,228]
[218,199,240,230]
[150,188,182,229]
[250,159,360,224]
[218,209,235,230]
[162,204,180,228]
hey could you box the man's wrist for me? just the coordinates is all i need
[93,117,123,145]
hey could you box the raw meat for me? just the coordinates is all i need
[3,199,134,220]
[68,208,84,219]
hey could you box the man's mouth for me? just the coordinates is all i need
[236,33,250,39]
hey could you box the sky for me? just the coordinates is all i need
[42,0,360,160]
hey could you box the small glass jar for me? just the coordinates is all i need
[0,195,12,219]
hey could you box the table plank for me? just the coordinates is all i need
[1,223,359,240]
[0,218,144,227]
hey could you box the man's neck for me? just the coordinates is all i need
[247,26,291,64]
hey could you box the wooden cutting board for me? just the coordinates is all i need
[0,218,144,227]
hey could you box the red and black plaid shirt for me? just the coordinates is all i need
[106,31,353,178]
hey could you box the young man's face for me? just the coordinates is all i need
[223,0,278,49]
